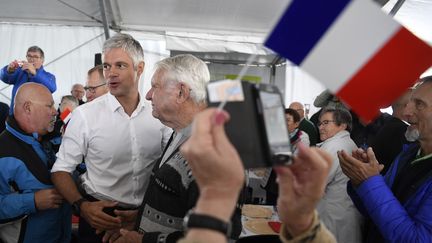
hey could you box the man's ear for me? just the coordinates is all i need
[23,101,32,113]
[341,123,347,130]
[136,61,145,77]
[177,83,190,103]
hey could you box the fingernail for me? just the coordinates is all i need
[214,111,226,125]
[273,166,284,175]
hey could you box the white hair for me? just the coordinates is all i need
[155,54,210,103]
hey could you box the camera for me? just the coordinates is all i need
[207,80,292,169]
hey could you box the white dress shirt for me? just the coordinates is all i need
[52,93,172,207]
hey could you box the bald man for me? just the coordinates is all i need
[289,102,318,146]
[0,83,71,243]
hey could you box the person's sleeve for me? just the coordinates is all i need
[355,175,432,242]
[0,158,37,220]
[51,109,87,173]
[31,68,56,93]
[279,211,336,243]
[300,132,310,147]
[0,65,19,84]
[346,180,369,216]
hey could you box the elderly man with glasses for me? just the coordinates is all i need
[84,65,109,102]
[0,46,56,114]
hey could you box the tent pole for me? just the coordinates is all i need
[389,0,406,16]
[99,0,110,40]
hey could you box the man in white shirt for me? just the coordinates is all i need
[51,33,171,243]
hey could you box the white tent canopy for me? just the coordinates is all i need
[0,0,430,115]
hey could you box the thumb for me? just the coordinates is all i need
[100,201,119,208]
[119,229,129,236]
[366,147,379,165]
[212,110,232,153]
[378,164,385,172]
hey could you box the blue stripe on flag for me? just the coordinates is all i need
[265,0,352,65]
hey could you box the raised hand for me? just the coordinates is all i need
[338,147,384,187]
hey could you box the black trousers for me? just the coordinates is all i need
[77,217,104,243]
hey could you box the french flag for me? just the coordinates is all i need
[265,0,432,122]
[60,108,72,124]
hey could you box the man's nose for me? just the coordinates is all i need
[145,89,153,101]
[403,101,415,119]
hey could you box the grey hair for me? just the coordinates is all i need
[155,54,210,103]
[61,95,79,109]
[102,33,144,68]
[319,107,352,132]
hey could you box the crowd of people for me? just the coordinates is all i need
[1,32,432,243]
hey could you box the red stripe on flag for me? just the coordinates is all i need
[60,108,71,122]
[336,27,432,123]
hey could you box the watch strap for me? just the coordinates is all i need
[72,197,87,216]
[184,210,232,237]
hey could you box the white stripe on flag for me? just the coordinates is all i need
[301,0,400,92]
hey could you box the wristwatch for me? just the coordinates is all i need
[183,209,232,237]
[72,198,88,216]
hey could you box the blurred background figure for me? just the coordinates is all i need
[262,108,310,205]
[71,83,85,105]
[84,65,108,102]
[0,46,56,114]
[289,101,318,146]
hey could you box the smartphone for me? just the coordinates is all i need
[207,81,292,168]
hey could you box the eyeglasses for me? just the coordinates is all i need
[26,55,41,60]
[84,83,106,93]
[318,120,336,127]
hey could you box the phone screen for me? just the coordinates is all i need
[259,91,291,159]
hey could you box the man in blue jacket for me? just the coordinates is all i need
[0,46,56,114]
[0,82,70,243]
[338,76,432,242]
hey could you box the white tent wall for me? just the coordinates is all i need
[0,23,104,106]
[0,24,171,107]
[0,22,326,114]
[285,65,326,117]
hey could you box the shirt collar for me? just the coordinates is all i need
[106,92,146,114]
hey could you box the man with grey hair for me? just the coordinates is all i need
[0,46,56,114]
[109,54,243,243]
[51,33,171,243]
[339,76,432,242]
[71,83,85,105]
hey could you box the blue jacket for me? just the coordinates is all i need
[0,65,56,114]
[348,143,432,242]
[0,117,71,243]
